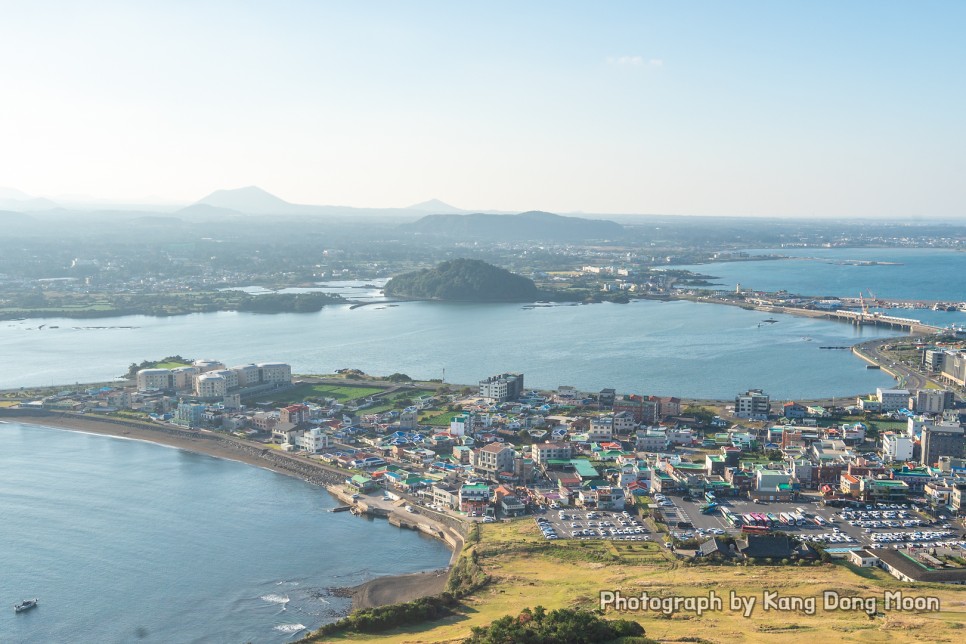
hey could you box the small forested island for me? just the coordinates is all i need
[383,259,540,302]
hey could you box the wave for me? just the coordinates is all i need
[274,623,306,634]
[260,593,290,605]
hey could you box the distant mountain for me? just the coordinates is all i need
[0,195,61,212]
[401,210,626,242]
[176,203,247,220]
[0,187,34,200]
[384,259,539,302]
[405,198,465,213]
[193,186,302,215]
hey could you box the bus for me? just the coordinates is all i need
[721,507,741,527]
[741,524,771,535]
[741,513,756,527]
[704,491,716,503]
[766,513,779,525]
[779,512,793,525]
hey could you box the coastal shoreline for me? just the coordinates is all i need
[0,412,464,611]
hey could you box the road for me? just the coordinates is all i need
[854,338,964,401]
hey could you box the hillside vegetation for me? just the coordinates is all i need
[320,519,966,643]
[383,259,540,302]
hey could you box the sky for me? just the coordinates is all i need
[1,1,964,218]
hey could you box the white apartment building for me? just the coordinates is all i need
[195,372,228,399]
[588,416,614,441]
[256,362,292,384]
[635,428,668,452]
[231,364,261,388]
[171,366,199,391]
[532,441,573,466]
[137,369,172,391]
[876,388,910,412]
[138,359,292,396]
[734,389,770,419]
[881,432,914,462]
[450,413,474,437]
[296,427,330,453]
[193,359,226,373]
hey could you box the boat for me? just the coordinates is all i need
[866,365,881,370]
[14,598,38,613]
[762,318,778,323]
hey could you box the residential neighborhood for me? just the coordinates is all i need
[9,355,966,586]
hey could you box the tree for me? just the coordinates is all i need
[683,405,716,426]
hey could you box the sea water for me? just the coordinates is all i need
[0,423,451,643]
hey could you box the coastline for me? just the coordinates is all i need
[0,411,465,610]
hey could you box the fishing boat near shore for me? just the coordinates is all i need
[14,598,38,613]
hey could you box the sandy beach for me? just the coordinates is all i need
[346,569,451,610]
[0,411,466,610]
[1,412,281,472]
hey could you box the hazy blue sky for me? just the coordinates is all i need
[1,1,964,217]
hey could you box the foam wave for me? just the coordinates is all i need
[260,593,290,605]
[274,623,306,634]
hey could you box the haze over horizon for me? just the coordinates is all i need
[2,1,965,220]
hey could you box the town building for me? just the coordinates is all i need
[782,402,807,420]
[598,388,616,407]
[921,424,966,467]
[734,389,770,419]
[941,351,966,387]
[296,427,330,452]
[532,441,573,466]
[911,389,955,414]
[871,547,966,584]
[137,368,173,392]
[478,373,524,402]
[881,432,914,462]
[473,443,516,479]
[876,388,911,412]
[459,483,491,515]
[922,348,946,372]
[613,395,658,424]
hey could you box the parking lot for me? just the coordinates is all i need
[535,508,652,542]
[671,495,966,550]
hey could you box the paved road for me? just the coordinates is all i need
[855,338,964,401]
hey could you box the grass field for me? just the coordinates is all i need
[362,390,433,415]
[419,410,459,427]
[322,520,966,643]
[247,383,386,404]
